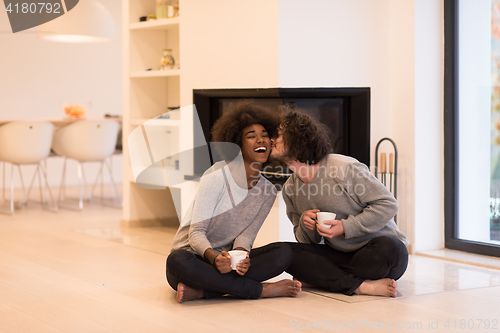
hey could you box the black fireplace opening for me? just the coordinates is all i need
[193,88,370,188]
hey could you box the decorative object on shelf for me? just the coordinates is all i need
[156,107,180,119]
[156,0,169,19]
[166,108,180,119]
[140,14,156,21]
[37,0,116,43]
[374,137,398,222]
[167,5,178,18]
[63,103,89,119]
[160,49,175,70]
[170,0,179,17]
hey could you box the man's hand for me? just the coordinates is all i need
[235,253,251,276]
[232,247,251,276]
[316,220,344,239]
[214,251,232,274]
[303,209,320,230]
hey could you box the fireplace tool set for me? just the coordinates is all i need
[374,137,398,222]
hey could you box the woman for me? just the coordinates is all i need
[166,101,302,303]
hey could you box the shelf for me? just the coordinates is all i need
[130,69,180,78]
[124,0,182,223]
[129,17,179,31]
[128,167,183,185]
[130,118,181,126]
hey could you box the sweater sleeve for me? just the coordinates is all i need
[187,172,224,256]
[341,161,399,239]
[232,187,277,250]
[282,182,322,244]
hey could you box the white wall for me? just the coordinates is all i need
[179,0,279,108]
[414,0,445,251]
[388,0,416,251]
[0,0,123,189]
[279,0,445,252]
[278,0,393,160]
[179,0,445,252]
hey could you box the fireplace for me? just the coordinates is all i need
[193,88,370,188]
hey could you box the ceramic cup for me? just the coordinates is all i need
[228,250,247,270]
[316,212,336,229]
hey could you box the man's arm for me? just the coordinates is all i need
[282,184,322,244]
[341,161,399,239]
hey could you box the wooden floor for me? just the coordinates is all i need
[1,196,500,332]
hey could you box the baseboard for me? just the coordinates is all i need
[120,217,179,228]
[415,249,500,271]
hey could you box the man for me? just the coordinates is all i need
[270,109,409,297]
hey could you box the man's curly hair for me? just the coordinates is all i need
[211,100,279,147]
[279,110,332,164]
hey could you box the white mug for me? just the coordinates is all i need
[316,212,336,229]
[228,250,247,270]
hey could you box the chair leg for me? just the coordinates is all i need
[27,163,44,205]
[109,156,115,200]
[38,162,57,212]
[57,158,85,211]
[58,157,67,205]
[100,162,104,201]
[77,162,84,210]
[2,164,26,212]
[0,162,16,211]
[80,163,91,202]
[38,165,45,205]
[104,158,122,207]
[7,163,14,214]
[43,159,49,205]
[0,161,57,215]
[90,162,104,201]
[16,165,28,207]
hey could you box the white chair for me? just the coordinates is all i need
[52,119,122,210]
[0,121,57,214]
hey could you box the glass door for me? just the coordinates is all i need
[445,0,500,256]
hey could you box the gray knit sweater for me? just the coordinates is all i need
[282,154,408,252]
[171,161,277,256]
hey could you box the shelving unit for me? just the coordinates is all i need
[129,17,180,30]
[122,0,181,227]
[129,118,181,127]
[130,69,180,78]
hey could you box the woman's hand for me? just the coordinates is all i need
[235,253,251,276]
[303,209,320,230]
[214,251,232,274]
[316,220,344,239]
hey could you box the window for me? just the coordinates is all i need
[445,0,500,256]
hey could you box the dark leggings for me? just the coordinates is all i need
[286,236,408,295]
[166,242,293,299]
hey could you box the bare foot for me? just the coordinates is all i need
[260,279,302,298]
[355,278,397,297]
[293,277,315,289]
[176,282,205,303]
